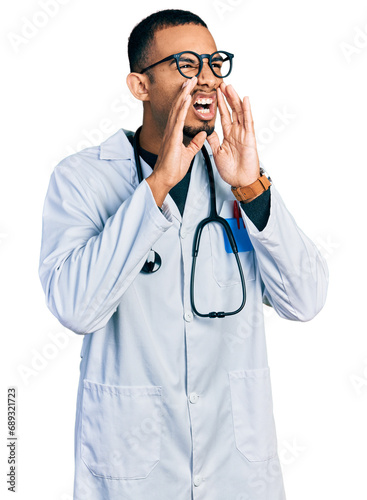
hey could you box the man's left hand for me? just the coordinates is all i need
[206,83,260,187]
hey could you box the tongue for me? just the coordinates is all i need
[194,104,205,111]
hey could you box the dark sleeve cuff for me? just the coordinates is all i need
[240,188,271,232]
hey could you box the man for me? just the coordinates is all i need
[38,9,328,500]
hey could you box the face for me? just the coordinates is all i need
[145,24,222,139]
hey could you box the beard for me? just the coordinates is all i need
[183,123,215,139]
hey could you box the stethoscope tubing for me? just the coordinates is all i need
[133,126,246,318]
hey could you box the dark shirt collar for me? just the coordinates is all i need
[127,134,158,169]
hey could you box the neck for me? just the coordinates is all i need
[138,111,163,155]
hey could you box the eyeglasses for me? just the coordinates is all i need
[140,50,234,79]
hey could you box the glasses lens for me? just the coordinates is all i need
[177,52,201,77]
[210,52,232,78]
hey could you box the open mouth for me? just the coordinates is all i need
[192,94,216,120]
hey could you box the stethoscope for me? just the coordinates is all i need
[133,126,246,318]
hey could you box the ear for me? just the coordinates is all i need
[126,72,151,102]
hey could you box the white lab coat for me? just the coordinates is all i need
[38,128,328,500]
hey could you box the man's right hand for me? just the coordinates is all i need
[146,76,207,208]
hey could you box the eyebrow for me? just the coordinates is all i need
[179,56,197,63]
[212,55,225,62]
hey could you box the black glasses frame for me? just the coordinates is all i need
[140,50,234,79]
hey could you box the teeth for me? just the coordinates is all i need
[195,98,213,105]
[197,108,210,114]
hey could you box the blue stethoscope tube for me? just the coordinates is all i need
[133,126,246,318]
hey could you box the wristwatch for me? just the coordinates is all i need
[231,168,272,203]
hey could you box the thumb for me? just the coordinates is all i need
[186,130,207,157]
[206,130,220,154]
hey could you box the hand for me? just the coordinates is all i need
[148,76,207,193]
[206,83,260,187]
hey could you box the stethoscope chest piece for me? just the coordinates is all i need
[141,250,162,273]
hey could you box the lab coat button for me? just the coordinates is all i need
[181,229,187,239]
[189,392,199,404]
[184,311,193,322]
[193,475,203,487]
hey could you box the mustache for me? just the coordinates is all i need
[190,88,217,97]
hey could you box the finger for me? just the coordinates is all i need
[206,130,221,155]
[224,84,244,126]
[219,83,238,124]
[220,82,236,107]
[174,92,194,130]
[166,77,197,122]
[186,130,207,157]
[164,77,197,137]
[242,96,255,133]
[217,86,232,132]
[176,76,197,111]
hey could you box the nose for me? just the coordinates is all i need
[196,57,219,87]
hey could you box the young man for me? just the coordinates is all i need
[38,9,328,500]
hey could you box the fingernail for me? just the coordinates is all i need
[182,80,189,88]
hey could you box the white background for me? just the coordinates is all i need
[1,0,366,498]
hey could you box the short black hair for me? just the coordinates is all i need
[128,9,208,74]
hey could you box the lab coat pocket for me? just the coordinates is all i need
[209,200,255,286]
[228,367,278,462]
[81,379,163,479]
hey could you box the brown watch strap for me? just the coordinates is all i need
[231,174,271,202]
